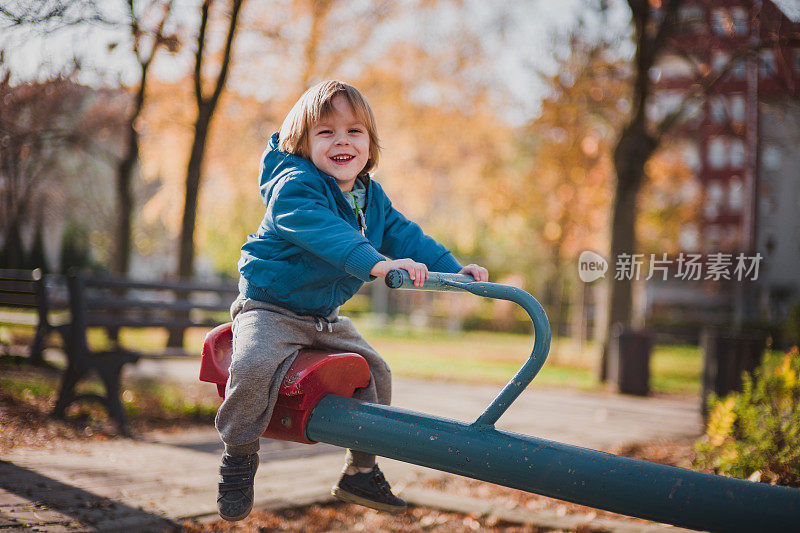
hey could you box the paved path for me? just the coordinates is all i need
[1,358,703,532]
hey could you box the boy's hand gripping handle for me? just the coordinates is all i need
[385,269,475,291]
[384,269,551,426]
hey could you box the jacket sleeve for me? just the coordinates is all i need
[268,174,385,281]
[378,196,463,274]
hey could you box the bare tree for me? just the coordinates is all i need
[176,0,244,279]
[112,0,177,274]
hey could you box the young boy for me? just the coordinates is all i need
[216,80,488,521]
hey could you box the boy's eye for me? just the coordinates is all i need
[349,128,363,134]
[317,129,333,135]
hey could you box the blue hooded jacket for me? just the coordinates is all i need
[238,133,462,317]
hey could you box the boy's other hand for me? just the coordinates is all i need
[458,264,489,282]
[371,259,429,287]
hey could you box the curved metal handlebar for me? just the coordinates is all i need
[384,269,551,426]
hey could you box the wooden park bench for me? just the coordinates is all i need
[53,270,238,434]
[0,268,68,365]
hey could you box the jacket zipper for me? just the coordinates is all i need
[331,176,370,236]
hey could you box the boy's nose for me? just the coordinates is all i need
[334,134,349,145]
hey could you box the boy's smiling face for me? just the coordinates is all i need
[308,94,370,192]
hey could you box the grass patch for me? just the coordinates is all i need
[85,327,209,355]
[1,373,58,399]
[650,344,702,395]
[120,379,219,422]
[353,319,702,395]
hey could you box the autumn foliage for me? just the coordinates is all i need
[695,347,800,487]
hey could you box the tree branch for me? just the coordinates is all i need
[194,0,211,105]
[655,34,798,138]
[0,1,111,30]
[209,0,243,107]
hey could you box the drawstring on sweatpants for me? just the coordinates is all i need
[314,317,333,332]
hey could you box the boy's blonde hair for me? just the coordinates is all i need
[279,80,381,175]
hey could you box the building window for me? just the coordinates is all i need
[705,182,723,220]
[651,91,700,124]
[731,7,748,36]
[760,50,777,77]
[762,144,782,171]
[732,58,747,79]
[678,5,706,35]
[711,9,732,36]
[794,49,800,75]
[709,181,724,203]
[685,98,704,127]
[729,138,745,168]
[705,225,722,250]
[710,96,727,123]
[679,224,700,252]
[657,56,695,80]
[712,51,730,74]
[681,143,701,172]
[730,94,745,123]
[705,201,720,221]
[708,137,727,169]
[728,177,743,211]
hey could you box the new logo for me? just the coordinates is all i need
[578,251,608,282]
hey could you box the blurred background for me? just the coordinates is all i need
[1,0,799,389]
[2,3,800,529]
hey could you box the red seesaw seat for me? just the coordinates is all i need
[199,322,370,444]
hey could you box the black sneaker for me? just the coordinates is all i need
[331,465,407,513]
[217,453,259,521]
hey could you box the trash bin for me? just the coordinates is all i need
[608,325,652,396]
[701,327,767,411]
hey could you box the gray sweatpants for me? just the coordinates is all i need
[215,297,392,468]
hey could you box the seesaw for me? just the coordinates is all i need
[200,269,800,532]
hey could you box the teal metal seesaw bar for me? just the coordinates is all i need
[305,269,800,532]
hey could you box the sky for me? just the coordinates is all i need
[0,0,633,125]
[772,0,800,22]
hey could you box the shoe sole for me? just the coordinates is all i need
[219,507,253,522]
[331,487,407,514]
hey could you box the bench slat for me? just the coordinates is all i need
[0,280,36,293]
[0,293,38,307]
[82,277,237,294]
[54,270,238,433]
[0,269,39,281]
[83,297,232,313]
[84,318,223,329]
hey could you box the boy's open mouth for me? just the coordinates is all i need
[330,154,355,164]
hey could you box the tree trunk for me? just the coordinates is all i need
[2,220,24,269]
[113,122,138,275]
[170,0,244,348]
[599,118,656,380]
[113,44,154,276]
[167,105,211,348]
[177,104,212,279]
